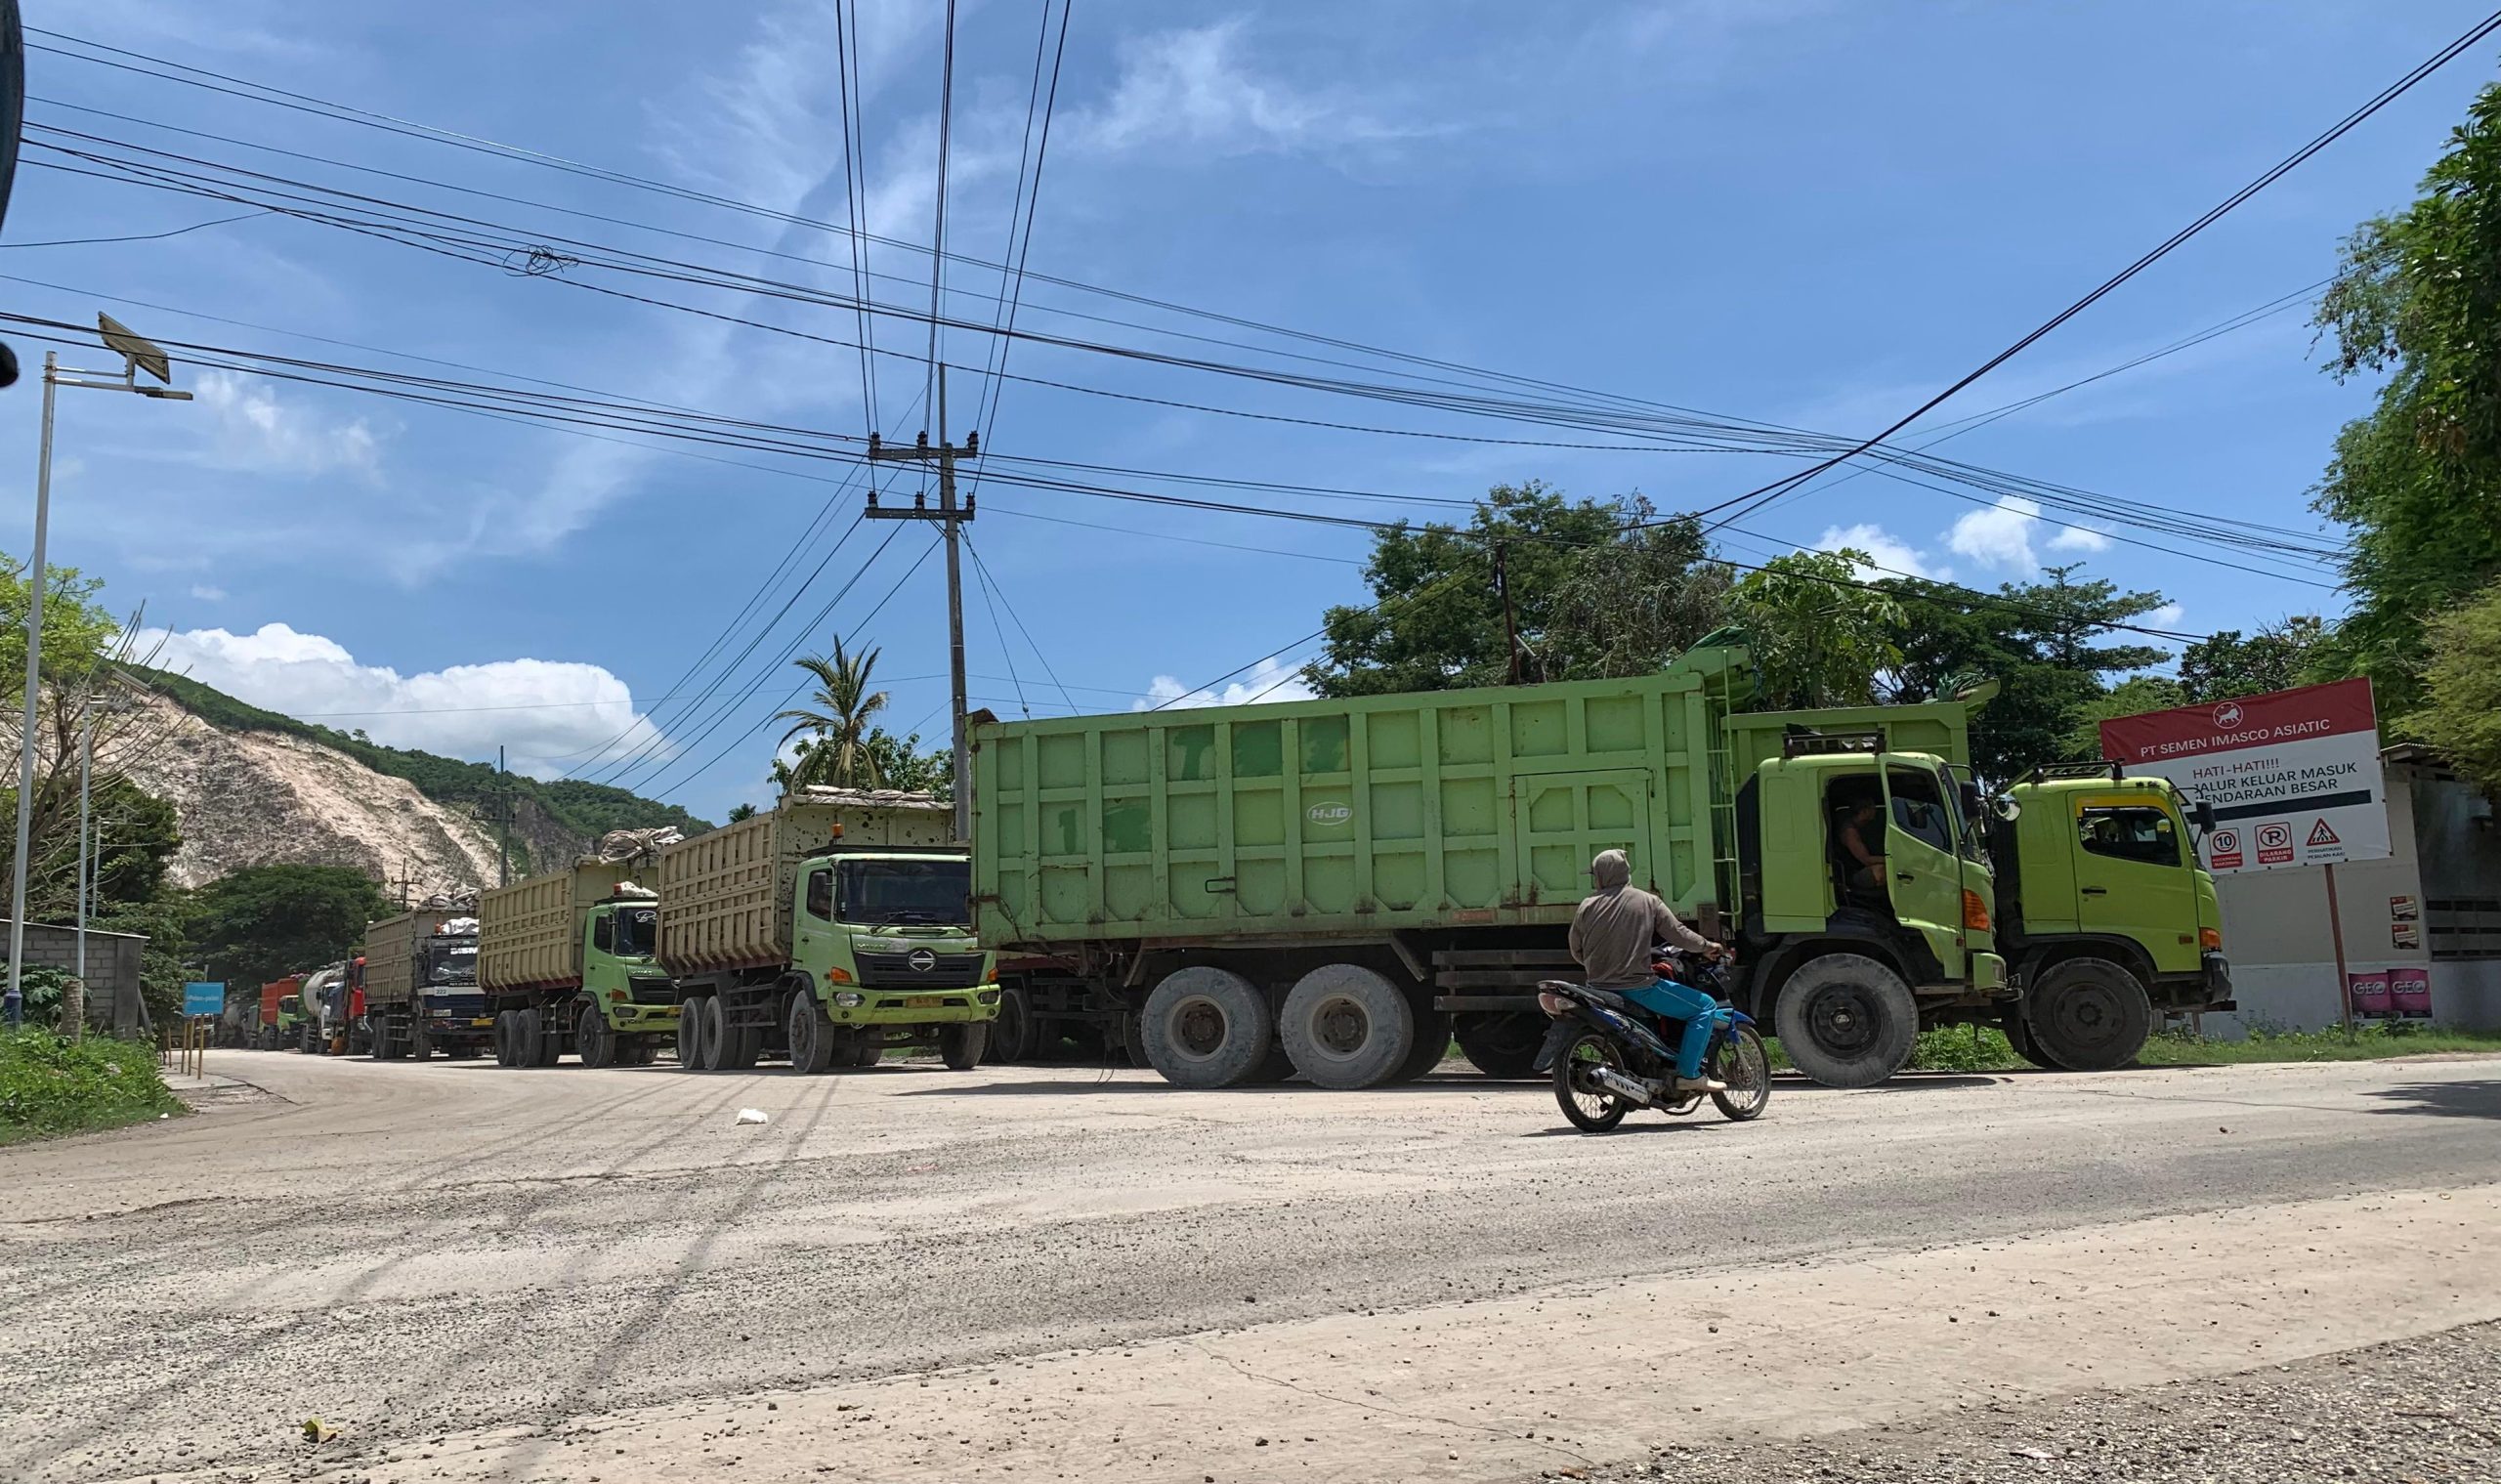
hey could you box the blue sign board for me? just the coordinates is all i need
[183,981,226,1017]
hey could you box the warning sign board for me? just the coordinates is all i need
[2098,678,2391,876]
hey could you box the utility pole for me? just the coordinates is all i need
[867,363,979,841]
[9,318,190,1011]
[1495,541,1524,685]
[496,745,509,888]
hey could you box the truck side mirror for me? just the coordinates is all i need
[2192,800,2216,832]
[1990,795,2021,823]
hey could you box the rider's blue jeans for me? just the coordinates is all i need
[1623,979,1717,1081]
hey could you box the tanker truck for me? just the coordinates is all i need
[657,788,997,1073]
[478,832,679,1069]
[362,902,489,1060]
[970,640,2228,1089]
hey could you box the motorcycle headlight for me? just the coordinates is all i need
[1537,991,1571,1017]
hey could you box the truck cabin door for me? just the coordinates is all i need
[796,864,836,967]
[1879,758,1966,942]
[2069,794,2199,975]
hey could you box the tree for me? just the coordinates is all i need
[2177,616,2326,703]
[726,803,758,823]
[1879,567,2173,783]
[2065,676,2186,762]
[182,865,387,991]
[1540,512,1738,679]
[2408,575,2501,791]
[1305,482,1630,697]
[1730,550,1904,708]
[862,730,952,795]
[774,640,890,791]
[2312,81,2501,713]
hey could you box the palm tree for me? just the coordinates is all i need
[775,640,890,791]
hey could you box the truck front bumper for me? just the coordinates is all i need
[603,1000,682,1034]
[1970,951,2013,998]
[827,987,1000,1026]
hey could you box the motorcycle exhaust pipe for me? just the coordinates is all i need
[1590,1064,1660,1109]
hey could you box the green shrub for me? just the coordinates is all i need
[0,1030,183,1144]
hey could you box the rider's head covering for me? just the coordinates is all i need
[1590,848,1630,889]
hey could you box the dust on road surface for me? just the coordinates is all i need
[3,1051,2496,1483]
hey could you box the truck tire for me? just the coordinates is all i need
[1140,967,1275,1089]
[786,990,837,1074]
[1772,953,1917,1088]
[677,996,709,1070]
[1453,1012,1546,1079]
[706,997,761,1071]
[1121,1010,1149,1069]
[491,1010,514,1067]
[371,1017,394,1061]
[940,1022,989,1070]
[1279,964,1417,1090]
[2024,957,2151,1072]
[408,1024,435,1063]
[577,1003,617,1070]
[988,985,1035,1063]
[511,1006,543,1068]
[1394,1008,1452,1081]
[849,1032,881,1067]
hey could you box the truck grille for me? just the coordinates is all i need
[626,976,681,1006]
[854,952,985,989]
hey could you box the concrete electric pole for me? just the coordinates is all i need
[866,364,979,842]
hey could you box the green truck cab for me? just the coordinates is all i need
[1990,764,2232,1070]
[657,790,998,1074]
[275,993,306,1046]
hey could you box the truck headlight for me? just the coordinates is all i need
[833,992,864,1008]
[977,990,1000,1005]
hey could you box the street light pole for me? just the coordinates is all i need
[7,318,190,1013]
[74,699,91,984]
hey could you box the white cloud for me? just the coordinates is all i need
[189,585,227,602]
[134,622,669,781]
[191,370,381,480]
[1082,21,1417,156]
[1134,656,1315,711]
[1945,495,2044,572]
[2145,602,2185,628]
[2048,522,2112,554]
[1813,523,1949,582]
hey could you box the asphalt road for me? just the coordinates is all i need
[3,1050,2496,1483]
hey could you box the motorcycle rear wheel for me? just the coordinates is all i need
[1711,1024,1773,1122]
[1552,1030,1632,1132]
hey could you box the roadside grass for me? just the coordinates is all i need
[0,1031,184,1146]
[1755,1020,2501,1076]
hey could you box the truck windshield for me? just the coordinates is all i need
[614,906,657,956]
[837,858,971,926]
[429,945,478,983]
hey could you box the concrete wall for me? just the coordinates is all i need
[1,920,150,1036]
[2210,756,2501,1034]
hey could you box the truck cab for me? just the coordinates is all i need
[1732,735,2013,1084]
[582,891,676,1038]
[792,846,997,1049]
[1993,764,2232,1069]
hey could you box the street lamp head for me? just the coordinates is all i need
[134,386,192,401]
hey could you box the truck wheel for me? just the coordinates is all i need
[850,1033,882,1067]
[786,990,836,1074]
[510,1006,542,1068]
[371,1018,394,1062]
[1394,1008,1452,1081]
[2002,1007,2059,1071]
[577,1003,618,1070]
[988,985,1035,1063]
[1140,967,1274,1089]
[1279,964,1416,1090]
[408,1025,435,1063]
[1772,954,1917,1088]
[1453,1012,1546,1079]
[1121,1010,1149,1069]
[940,1022,989,1071]
[677,996,709,1070]
[2025,958,2151,1072]
[708,998,760,1070]
[490,1011,513,1067]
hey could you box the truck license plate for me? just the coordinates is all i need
[904,996,943,1009]
[471,1018,495,1028]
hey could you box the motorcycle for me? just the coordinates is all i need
[1533,949,1772,1132]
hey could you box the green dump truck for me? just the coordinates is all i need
[657,788,998,1074]
[480,845,676,1069]
[970,642,2229,1089]
[362,904,489,1060]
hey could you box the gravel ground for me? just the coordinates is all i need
[1586,1321,2501,1484]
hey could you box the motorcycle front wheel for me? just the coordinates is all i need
[1553,1030,1632,1132]
[1711,1024,1773,1122]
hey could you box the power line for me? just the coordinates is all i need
[1693,8,2501,535]
[963,532,1080,715]
[0,205,270,247]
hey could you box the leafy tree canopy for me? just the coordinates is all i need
[1733,549,1905,709]
[2178,616,2327,704]
[2312,81,2501,712]
[2409,575,2501,792]
[775,640,891,791]
[183,865,386,991]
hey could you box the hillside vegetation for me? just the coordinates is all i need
[127,665,710,858]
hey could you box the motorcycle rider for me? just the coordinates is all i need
[1568,848,1728,1093]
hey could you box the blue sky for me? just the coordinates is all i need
[1,1,2481,822]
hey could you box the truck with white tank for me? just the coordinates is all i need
[657,788,997,1073]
